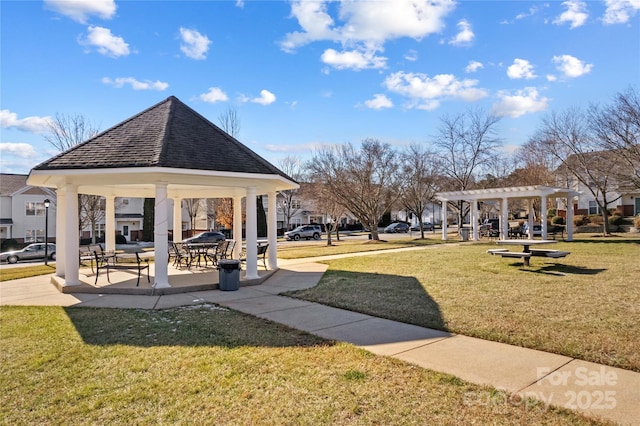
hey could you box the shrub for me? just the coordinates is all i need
[551,216,565,225]
[634,216,640,228]
[609,215,624,226]
[573,215,588,226]
[547,208,557,217]
[589,214,604,225]
[115,234,127,244]
[1,238,19,251]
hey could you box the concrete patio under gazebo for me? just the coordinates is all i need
[27,96,298,293]
[436,185,581,241]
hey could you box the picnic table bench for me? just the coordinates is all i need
[490,240,570,266]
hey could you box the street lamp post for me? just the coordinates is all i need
[43,198,50,266]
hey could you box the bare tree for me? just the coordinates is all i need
[44,113,105,238]
[309,139,400,241]
[399,144,441,238]
[310,182,347,245]
[434,108,502,226]
[536,108,621,235]
[276,155,306,231]
[589,86,640,188]
[183,198,202,237]
[218,106,241,138]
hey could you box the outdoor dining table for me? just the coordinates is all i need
[185,242,218,267]
[495,239,557,267]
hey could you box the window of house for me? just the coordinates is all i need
[25,202,45,216]
[290,200,302,209]
[25,229,44,243]
[292,218,302,226]
[95,223,105,239]
[123,225,129,236]
[588,201,601,215]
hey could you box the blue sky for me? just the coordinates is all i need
[1,0,639,174]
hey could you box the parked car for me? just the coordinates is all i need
[410,222,433,231]
[0,243,56,264]
[182,231,226,244]
[285,225,322,241]
[384,222,410,233]
[522,223,542,236]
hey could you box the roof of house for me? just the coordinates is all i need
[32,96,293,182]
[0,174,28,196]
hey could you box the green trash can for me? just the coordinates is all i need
[217,259,241,291]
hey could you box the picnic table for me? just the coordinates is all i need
[489,239,570,267]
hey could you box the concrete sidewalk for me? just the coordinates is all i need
[1,261,638,425]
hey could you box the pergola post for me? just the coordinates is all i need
[105,195,116,252]
[541,196,548,239]
[63,184,80,286]
[471,200,479,241]
[441,200,448,240]
[501,197,508,239]
[153,182,170,288]
[566,196,575,241]
[172,198,182,242]
[267,191,278,270]
[245,187,259,279]
[527,199,534,239]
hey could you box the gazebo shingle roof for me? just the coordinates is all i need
[33,96,292,180]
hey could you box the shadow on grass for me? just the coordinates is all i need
[284,270,447,332]
[523,264,607,276]
[64,305,332,348]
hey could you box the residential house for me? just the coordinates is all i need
[0,173,56,244]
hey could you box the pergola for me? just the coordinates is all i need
[27,96,298,289]
[436,186,581,241]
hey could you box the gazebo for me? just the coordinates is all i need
[27,96,298,289]
[436,186,581,241]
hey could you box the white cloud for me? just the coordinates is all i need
[465,60,484,73]
[235,0,245,8]
[264,142,320,153]
[383,71,488,110]
[0,110,52,134]
[492,87,550,118]
[102,77,168,91]
[364,94,393,109]
[44,0,116,24]
[546,74,558,82]
[0,142,39,159]
[82,26,130,57]
[554,0,589,28]
[449,19,474,45]
[404,50,418,62]
[507,58,537,79]
[603,0,640,24]
[281,0,455,71]
[552,54,593,78]
[321,48,387,70]
[199,87,229,103]
[179,28,211,60]
[251,90,277,106]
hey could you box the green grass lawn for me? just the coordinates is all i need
[286,236,640,372]
[0,306,601,425]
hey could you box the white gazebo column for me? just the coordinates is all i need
[63,184,80,286]
[541,196,548,239]
[55,188,66,277]
[233,195,243,259]
[471,200,479,241]
[267,191,278,270]
[245,187,259,279]
[501,198,509,240]
[441,200,448,240]
[105,195,116,252]
[153,182,170,288]
[566,196,575,241]
[172,198,182,242]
